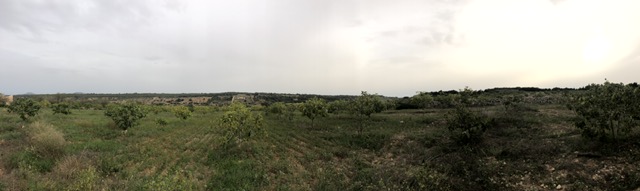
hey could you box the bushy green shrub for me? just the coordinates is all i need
[568,81,640,140]
[219,102,264,145]
[411,92,434,111]
[444,87,493,144]
[266,102,286,117]
[8,98,41,121]
[52,102,72,115]
[446,105,492,144]
[104,103,147,133]
[172,106,192,120]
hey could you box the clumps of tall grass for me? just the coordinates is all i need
[24,121,67,159]
[50,153,102,190]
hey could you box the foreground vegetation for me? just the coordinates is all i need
[1,83,639,190]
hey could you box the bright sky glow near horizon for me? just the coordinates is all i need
[1,0,639,97]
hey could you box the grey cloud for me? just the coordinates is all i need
[1,0,633,97]
[0,0,179,35]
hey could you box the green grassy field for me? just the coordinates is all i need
[1,105,639,190]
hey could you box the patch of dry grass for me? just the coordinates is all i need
[25,121,66,159]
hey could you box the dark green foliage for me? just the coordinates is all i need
[8,98,41,121]
[568,81,640,140]
[52,102,72,115]
[104,103,147,132]
[446,106,492,144]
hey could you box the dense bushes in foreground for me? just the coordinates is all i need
[568,81,640,141]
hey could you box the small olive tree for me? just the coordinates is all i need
[219,102,264,145]
[8,98,41,121]
[52,102,72,115]
[351,91,385,132]
[172,105,192,120]
[302,97,328,128]
[104,103,147,133]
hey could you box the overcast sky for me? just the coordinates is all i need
[1,0,639,97]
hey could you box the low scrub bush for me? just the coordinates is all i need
[446,106,493,144]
